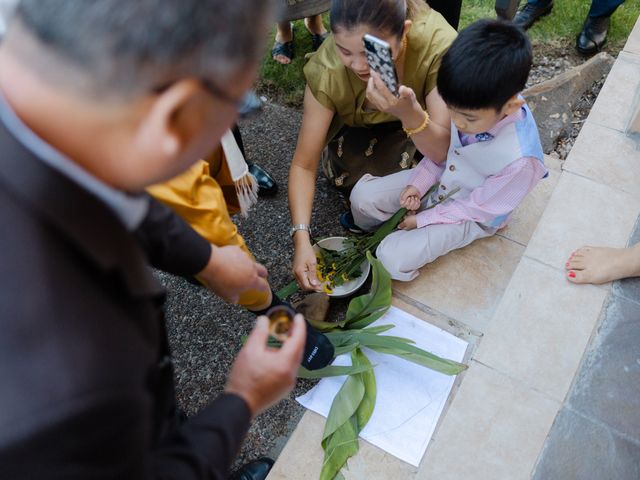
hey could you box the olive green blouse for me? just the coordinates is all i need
[304,7,456,129]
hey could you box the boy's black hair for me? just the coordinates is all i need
[437,19,532,111]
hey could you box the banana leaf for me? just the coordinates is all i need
[322,351,366,441]
[320,415,359,480]
[276,279,299,300]
[366,344,467,376]
[353,349,376,430]
[362,324,395,334]
[333,343,360,356]
[344,252,392,329]
[297,363,372,379]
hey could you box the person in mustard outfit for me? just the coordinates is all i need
[147,127,272,311]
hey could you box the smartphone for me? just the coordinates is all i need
[363,33,400,97]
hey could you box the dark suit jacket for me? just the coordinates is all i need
[0,122,251,479]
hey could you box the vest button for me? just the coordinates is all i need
[449,165,456,171]
[438,194,444,201]
[441,184,447,190]
[454,150,460,155]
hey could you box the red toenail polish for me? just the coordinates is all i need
[568,271,576,278]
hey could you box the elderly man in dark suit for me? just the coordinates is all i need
[0,1,307,479]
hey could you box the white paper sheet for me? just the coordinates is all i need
[296,306,468,467]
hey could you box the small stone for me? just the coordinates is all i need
[293,292,331,324]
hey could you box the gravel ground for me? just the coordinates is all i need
[159,42,613,472]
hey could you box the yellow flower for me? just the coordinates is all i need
[341,273,350,282]
[322,283,334,294]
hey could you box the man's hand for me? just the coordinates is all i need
[197,244,269,304]
[398,212,418,230]
[400,185,421,211]
[224,314,306,417]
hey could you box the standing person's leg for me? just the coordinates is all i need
[426,0,462,30]
[304,14,328,50]
[513,0,554,30]
[576,0,626,55]
[376,221,495,281]
[272,21,294,65]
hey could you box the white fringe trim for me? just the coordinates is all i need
[235,172,259,218]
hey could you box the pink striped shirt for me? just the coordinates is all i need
[407,113,547,229]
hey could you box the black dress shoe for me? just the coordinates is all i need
[513,2,553,30]
[248,163,278,197]
[576,15,610,56]
[229,457,274,480]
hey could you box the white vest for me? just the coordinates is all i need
[427,105,545,228]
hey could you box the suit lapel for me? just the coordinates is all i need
[0,122,164,299]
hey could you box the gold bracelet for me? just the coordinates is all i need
[402,110,430,137]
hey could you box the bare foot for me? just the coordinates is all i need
[565,244,640,284]
[273,22,293,65]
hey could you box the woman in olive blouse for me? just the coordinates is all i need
[289,0,456,290]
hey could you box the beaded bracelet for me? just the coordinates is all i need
[402,110,430,137]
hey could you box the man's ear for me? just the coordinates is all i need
[501,95,525,116]
[134,79,208,160]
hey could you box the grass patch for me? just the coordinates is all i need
[257,2,640,106]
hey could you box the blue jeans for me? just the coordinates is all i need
[528,0,625,18]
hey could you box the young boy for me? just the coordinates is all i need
[349,19,547,281]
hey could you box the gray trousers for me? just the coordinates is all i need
[350,171,496,281]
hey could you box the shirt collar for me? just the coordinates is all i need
[485,106,525,138]
[0,93,148,231]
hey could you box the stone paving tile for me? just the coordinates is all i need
[393,235,524,334]
[564,120,640,199]
[624,16,640,56]
[566,294,640,442]
[267,412,326,480]
[497,167,560,246]
[532,407,640,480]
[417,361,560,480]
[612,216,640,302]
[588,52,640,133]
[474,257,607,401]
[526,173,640,274]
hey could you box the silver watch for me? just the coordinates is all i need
[289,224,311,238]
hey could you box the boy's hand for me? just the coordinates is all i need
[398,213,417,230]
[400,186,421,211]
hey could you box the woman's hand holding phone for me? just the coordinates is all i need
[366,71,424,126]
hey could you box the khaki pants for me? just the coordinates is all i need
[350,171,495,281]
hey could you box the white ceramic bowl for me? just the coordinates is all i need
[313,236,371,298]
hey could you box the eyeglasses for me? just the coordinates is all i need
[153,79,245,111]
[200,78,245,110]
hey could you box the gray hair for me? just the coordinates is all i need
[11,0,276,97]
